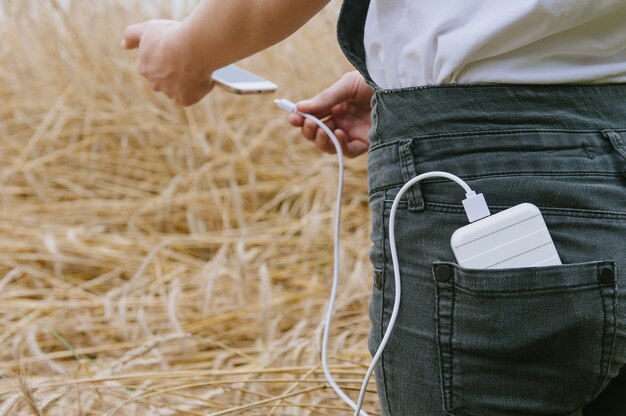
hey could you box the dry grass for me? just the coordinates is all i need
[0,0,378,415]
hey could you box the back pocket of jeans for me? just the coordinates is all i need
[433,260,618,416]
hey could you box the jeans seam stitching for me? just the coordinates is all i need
[380,194,393,416]
[420,202,626,220]
[381,200,626,220]
[444,279,477,416]
[449,281,456,412]
[368,129,626,152]
[607,279,619,386]
[369,171,625,198]
[592,282,609,398]
[435,280,450,412]
[594,279,618,398]
[435,282,445,412]
[435,278,458,414]
[416,172,623,182]
[452,282,601,295]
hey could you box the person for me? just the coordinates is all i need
[124,1,626,415]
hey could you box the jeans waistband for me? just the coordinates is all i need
[370,83,626,144]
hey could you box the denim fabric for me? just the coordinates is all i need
[337,2,626,415]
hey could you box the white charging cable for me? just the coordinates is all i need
[275,99,491,416]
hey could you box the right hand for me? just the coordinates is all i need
[289,71,373,158]
[123,20,213,106]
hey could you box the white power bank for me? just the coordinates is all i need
[451,203,561,269]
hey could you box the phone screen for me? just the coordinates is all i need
[213,66,269,83]
[212,65,277,94]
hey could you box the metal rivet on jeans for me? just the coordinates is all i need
[435,265,453,282]
[374,271,383,290]
[599,267,615,285]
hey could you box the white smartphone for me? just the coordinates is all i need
[212,65,278,95]
[451,203,562,269]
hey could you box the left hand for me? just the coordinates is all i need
[123,20,213,106]
[289,71,373,158]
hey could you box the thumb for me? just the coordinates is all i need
[122,23,146,49]
[297,72,358,115]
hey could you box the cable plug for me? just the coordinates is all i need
[462,190,491,223]
[274,99,297,114]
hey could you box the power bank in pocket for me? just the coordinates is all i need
[451,203,562,269]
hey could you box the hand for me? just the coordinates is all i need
[123,20,213,106]
[289,71,373,158]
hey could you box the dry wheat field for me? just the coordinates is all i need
[0,1,380,414]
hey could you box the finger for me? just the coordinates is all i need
[314,128,337,155]
[296,72,357,115]
[123,23,146,49]
[301,119,318,141]
[327,128,349,156]
[323,117,338,132]
[335,129,369,158]
[288,113,305,127]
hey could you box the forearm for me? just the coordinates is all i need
[176,0,330,76]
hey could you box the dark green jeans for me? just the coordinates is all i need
[337,2,626,414]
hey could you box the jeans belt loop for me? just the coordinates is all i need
[399,140,426,211]
[601,130,626,169]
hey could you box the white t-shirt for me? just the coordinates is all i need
[364,0,626,89]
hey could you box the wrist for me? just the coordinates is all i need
[168,21,217,82]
